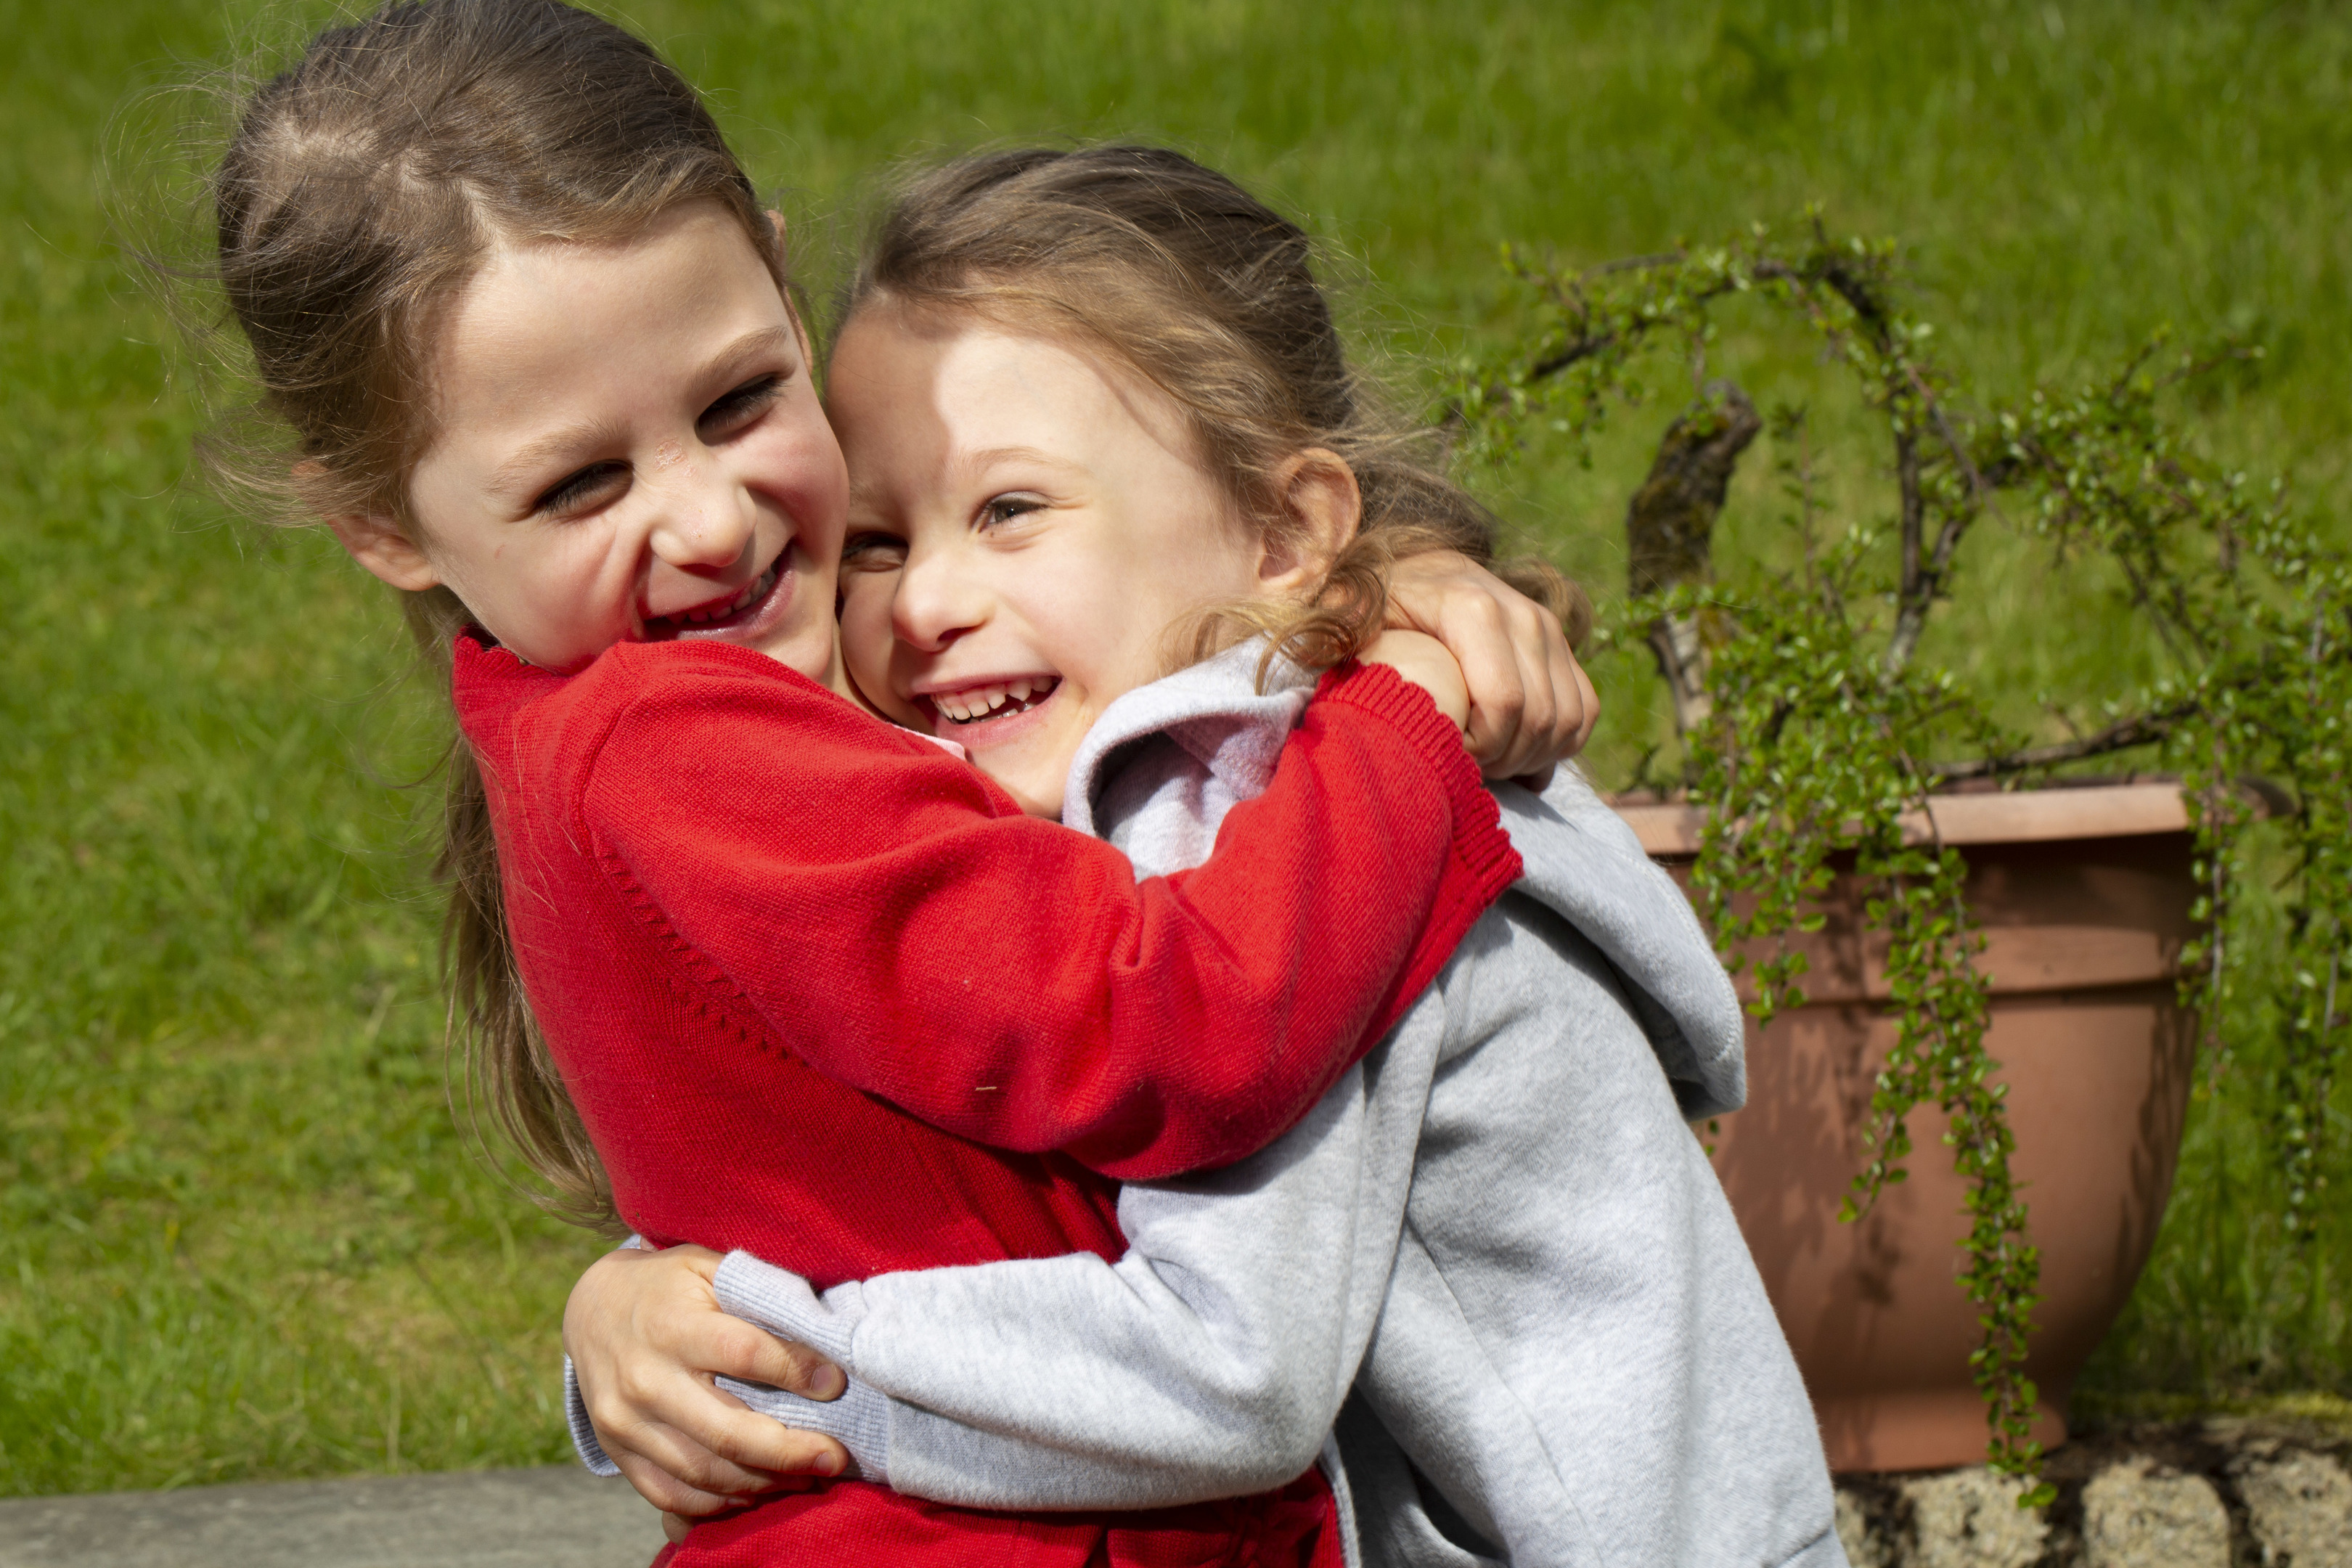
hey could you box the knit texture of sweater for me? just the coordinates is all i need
[453,634,1519,1568]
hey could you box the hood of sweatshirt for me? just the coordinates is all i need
[1063,641,1746,1119]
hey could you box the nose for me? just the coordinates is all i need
[891,534,989,654]
[645,443,755,573]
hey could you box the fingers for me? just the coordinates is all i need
[709,1315,847,1402]
[1458,578,1596,780]
[592,1387,849,1494]
[1444,593,1525,773]
[1531,589,1595,761]
[1382,549,1598,780]
[615,1447,757,1519]
[564,1240,852,1512]
[631,1277,845,1404]
[1498,593,1561,778]
[662,1513,694,1548]
[1387,553,1534,775]
[1568,646,1599,754]
[583,1334,852,1492]
[592,1392,783,1505]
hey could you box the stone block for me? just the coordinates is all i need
[2236,1450,2352,1567]
[1899,1469,2048,1568]
[2081,1456,2229,1568]
[1834,1486,1890,1568]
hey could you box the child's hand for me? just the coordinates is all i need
[1383,552,1598,783]
[1360,629,1471,734]
[564,1244,852,1517]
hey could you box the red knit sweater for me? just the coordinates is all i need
[452,635,1519,1567]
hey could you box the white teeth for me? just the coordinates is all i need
[933,675,1058,724]
[662,565,772,628]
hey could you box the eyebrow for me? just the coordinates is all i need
[960,445,1084,477]
[485,325,801,502]
[844,445,1086,514]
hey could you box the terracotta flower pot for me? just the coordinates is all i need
[1611,783,2200,1473]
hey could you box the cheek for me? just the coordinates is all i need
[780,416,851,536]
[838,574,924,722]
[1002,571,1132,687]
[436,528,565,618]
[523,528,631,609]
[838,577,891,671]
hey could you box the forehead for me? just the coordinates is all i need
[428,203,786,416]
[828,303,1197,466]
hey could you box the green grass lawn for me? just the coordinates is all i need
[4,0,2347,1495]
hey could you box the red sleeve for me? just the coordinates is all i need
[579,657,1518,1180]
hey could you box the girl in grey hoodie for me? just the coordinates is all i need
[564,145,1844,1568]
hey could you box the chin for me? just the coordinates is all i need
[754,617,836,685]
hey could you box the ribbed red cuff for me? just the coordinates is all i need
[1313,659,1522,907]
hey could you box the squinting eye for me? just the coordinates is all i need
[534,461,629,518]
[699,374,785,438]
[841,531,908,571]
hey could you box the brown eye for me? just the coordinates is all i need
[980,494,1045,528]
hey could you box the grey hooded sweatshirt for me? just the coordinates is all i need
[569,643,1845,1568]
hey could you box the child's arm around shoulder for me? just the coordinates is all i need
[573,650,1516,1180]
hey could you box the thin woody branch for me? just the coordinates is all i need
[1895,366,2006,671]
[1888,424,1928,665]
[1443,247,1875,429]
[1929,703,2196,781]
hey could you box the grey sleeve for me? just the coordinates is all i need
[711,995,1447,1511]
[563,1355,622,1477]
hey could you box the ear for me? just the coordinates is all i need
[325,510,441,593]
[1257,449,1362,595]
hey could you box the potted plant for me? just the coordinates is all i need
[1444,219,2349,1501]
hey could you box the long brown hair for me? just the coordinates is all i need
[204,0,785,1229]
[848,145,1588,676]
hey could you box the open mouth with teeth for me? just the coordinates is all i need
[927,676,1061,729]
[644,559,783,639]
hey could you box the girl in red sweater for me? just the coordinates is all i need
[203,4,1587,1564]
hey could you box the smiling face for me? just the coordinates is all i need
[340,202,853,686]
[829,305,1279,818]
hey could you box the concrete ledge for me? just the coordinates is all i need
[0,1466,665,1568]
